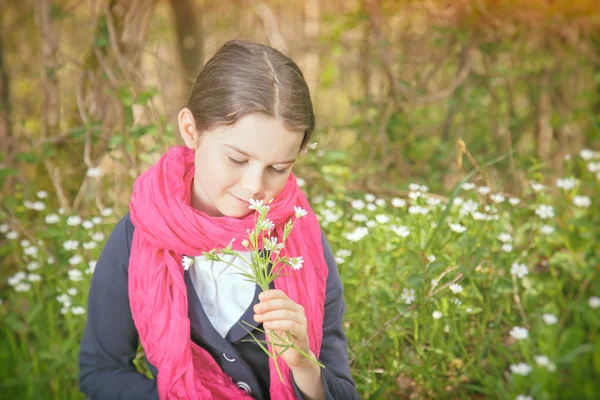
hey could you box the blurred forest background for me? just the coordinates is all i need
[1,0,599,399]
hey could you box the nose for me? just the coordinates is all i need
[240,167,265,199]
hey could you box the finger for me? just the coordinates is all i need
[259,289,288,301]
[262,319,302,333]
[254,309,306,325]
[254,298,303,314]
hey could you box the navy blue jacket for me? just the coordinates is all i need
[78,214,359,399]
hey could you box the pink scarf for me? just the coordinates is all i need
[128,146,328,399]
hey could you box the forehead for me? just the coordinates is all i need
[206,114,304,162]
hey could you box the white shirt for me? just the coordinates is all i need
[189,252,256,338]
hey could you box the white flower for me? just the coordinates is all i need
[426,197,442,207]
[531,182,545,192]
[365,193,376,202]
[556,177,577,190]
[345,227,369,242]
[28,273,41,282]
[352,214,367,222]
[460,199,478,216]
[508,197,521,206]
[296,177,306,187]
[408,205,429,215]
[182,255,194,271]
[88,260,97,273]
[420,185,429,192]
[36,190,48,199]
[449,223,466,233]
[443,324,450,333]
[490,194,505,203]
[432,310,442,319]
[587,162,600,173]
[589,296,600,309]
[408,191,422,200]
[47,257,55,264]
[67,288,78,296]
[68,269,83,282]
[69,255,83,265]
[56,294,70,304]
[401,288,416,304]
[375,214,390,224]
[477,186,490,195]
[335,257,344,264]
[24,200,34,209]
[312,195,323,204]
[351,199,365,210]
[82,220,94,230]
[449,283,463,294]
[6,231,18,240]
[375,198,386,207]
[516,395,533,400]
[257,218,274,232]
[452,298,462,305]
[461,182,475,190]
[497,233,512,243]
[91,232,105,242]
[100,208,113,216]
[67,216,82,226]
[540,225,555,235]
[45,214,59,224]
[510,363,533,376]
[24,246,38,257]
[391,197,406,208]
[453,197,464,206]
[336,249,352,258]
[366,220,377,228]
[573,195,591,208]
[26,262,40,271]
[535,204,555,219]
[32,201,46,211]
[509,326,529,340]
[325,200,336,209]
[7,272,26,286]
[294,206,307,218]
[83,241,97,250]
[366,204,377,212]
[466,307,472,313]
[92,217,103,224]
[431,279,439,288]
[71,306,86,315]
[535,355,550,367]
[542,313,558,325]
[60,307,69,315]
[289,256,304,270]
[264,237,284,254]
[391,225,410,238]
[241,239,249,248]
[0,223,9,233]
[63,240,79,251]
[427,255,436,263]
[58,207,65,215]
[15,282,32,292]
[580,148,594,160]
[307,142,318,150]
[408,183,421,191]
[86,167,102,178]
[20,239,31,247]
[502,243,513,252]
[510,262,529,279]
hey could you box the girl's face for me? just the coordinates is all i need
[179,110,304,218]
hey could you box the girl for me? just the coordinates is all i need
[78,40,359,400]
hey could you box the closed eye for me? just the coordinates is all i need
[228,157,288,174]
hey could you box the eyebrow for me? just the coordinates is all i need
[223,144,297,164]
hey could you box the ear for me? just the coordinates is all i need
[178,107,199,149]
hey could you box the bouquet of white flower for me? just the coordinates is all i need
[183,199,322,383]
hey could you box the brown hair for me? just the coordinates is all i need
[187,40,315,149]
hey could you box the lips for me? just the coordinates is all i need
[231,194,248,205]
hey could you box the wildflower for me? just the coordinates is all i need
[426,197,441,207]
[312,195,323,204]
[335,257,344,264]
[82,220,94,230]
[63,240,79,251]
[45,214,59,224]
[452,298,462,305]
[432,311,442,319]
[408,191,422,200]
[351,199,365,210]
[375,214,390,224]
[100,208,113,216]
[540,225,555,235]
[20,239,31,247]
[401,288,416,304]
[24,246,39,257]
[509,326,529,340]
[587,162,600,173]
[92,217,103,224]
[6,231,19,239]
[510,263,529,279]
[589,296,600,309]
[0,223,8,233]
[91,232,105,242]
[419,185,429,192]
[264,237,284,254]
[516,395,533,400]
[508,197,521,206]
[293,206,307,218]
[453,197,464,206]
[497,233,512,243]
[531,182,545,192]
[365,193,376,202]
[307,142,318,150]
[71,306,86,315]
[336,249,352,258]
[289,256,304,270]
[449,283,463,294]
[352,213,367,222]
[502,243,513,252]
[88,261,97,274]
[67,288,78,296]
[325,200,336,209]
[366,204,377,212]
[86,167,102,178]
[82,241,97,250]
[36,190,48,199]
[408,205,429,215]
[68,269,83,282]
[69,255,83,265]
[47,257,55,264]
[375,198,386,207]
[579,148,594,160]
[460,199,478,216]
[535,204,554,219]
[534,355,550,367]
[7,272,26,286]
[26,262,40,271]
[391,198,406,208]
[461,182,475,190]
[573,195,591,208]
[30,201,45,211]
[510,363,533,376]
[67,216,82,226]
[542,313,558,325]
[391,225,410,238]
[427,255,436,263]
[241,239,249,248]
[466,307,472,313]
[366,220,377,228]
[15,282,32,292]
[556,177,577,190]
[443,324,450,333]
[490,194,505,203]
[28,274,41,282]
[431,279,439,288]
[182,255,194,271]
[477,186,490,195]
[448,223,467,233]
[296,177,306,187]
[408,183,421,191]
[345,227,369,242]
[58,207,65,215]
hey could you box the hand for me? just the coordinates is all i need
[253,289,313,368]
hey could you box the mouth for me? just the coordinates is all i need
[231,194,248,205]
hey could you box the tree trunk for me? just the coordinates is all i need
[169,0,204,82]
